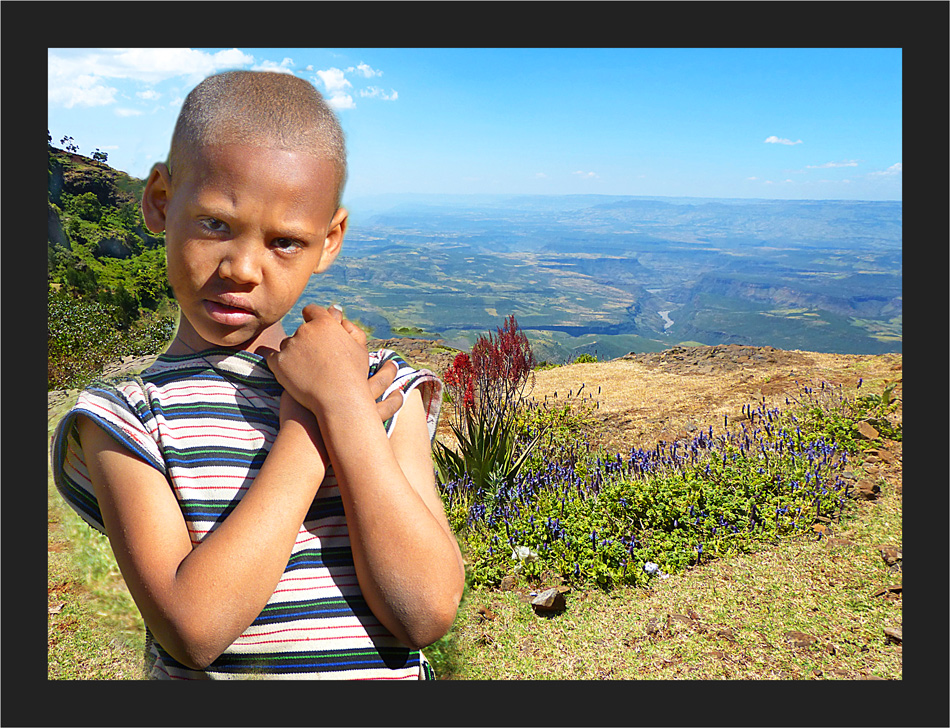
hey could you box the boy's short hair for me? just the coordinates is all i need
[167,70,347,207]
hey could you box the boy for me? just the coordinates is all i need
[51,71,465,680]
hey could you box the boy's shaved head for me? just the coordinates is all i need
[167,71,347,206]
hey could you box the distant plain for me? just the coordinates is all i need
[287,194,901,362]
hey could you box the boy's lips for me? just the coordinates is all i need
[203,296,257,325]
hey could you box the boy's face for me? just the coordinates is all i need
[143,144,346,352]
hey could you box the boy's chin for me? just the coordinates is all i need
[219,323,287,352]
[182,320,286,353]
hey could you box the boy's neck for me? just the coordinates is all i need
[167,320,287,357]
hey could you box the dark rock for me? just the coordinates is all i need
[852,479,881,500]
[476,605,496,621]
[498,575,519,592]
[530,588,566,615]
[871,585,902,598]
[783,631,818,649]
[883,626,902,644]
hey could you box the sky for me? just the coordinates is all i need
[47,47,902,203]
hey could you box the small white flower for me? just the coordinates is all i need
[512,545,538,562]
[643,562,659,575]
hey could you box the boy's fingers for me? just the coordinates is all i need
[301,303,323,322]
[376,389,404,423]
[341,317,367,348]
[328,303,344,322]
[368,360,398,400]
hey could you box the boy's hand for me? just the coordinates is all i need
[328,304,404,421]
[266,304,402,421]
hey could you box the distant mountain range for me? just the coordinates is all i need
[46,145,900,365]
[289,194,901,362]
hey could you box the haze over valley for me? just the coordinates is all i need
[286,194,902,363]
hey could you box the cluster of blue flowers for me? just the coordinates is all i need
[441,382,860,588]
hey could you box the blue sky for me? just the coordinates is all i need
[47,47,902,202]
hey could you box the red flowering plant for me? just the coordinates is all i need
[434,315,543,500]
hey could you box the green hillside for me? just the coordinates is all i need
[47,141,176,389]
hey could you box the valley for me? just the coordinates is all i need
[286,194,902,362]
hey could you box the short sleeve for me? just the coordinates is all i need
[51,380,166,534]
[369,349,443,442]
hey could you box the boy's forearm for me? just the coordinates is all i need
[79,413,328,670]
[158,422,327,667]
[314,394,464,649]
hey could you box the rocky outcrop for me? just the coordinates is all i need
[620,343,811,374]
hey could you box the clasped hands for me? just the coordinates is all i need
[260,304,404,444]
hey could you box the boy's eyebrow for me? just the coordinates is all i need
[194,198,323,240]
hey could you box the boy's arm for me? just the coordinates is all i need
[77,398,325,671]
[76,359,403,671]
[267,305,465,649]
[323,386,466,649]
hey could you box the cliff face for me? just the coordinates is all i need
[689,273,901,320]
[48,148,143,206]
[47,147,162,258]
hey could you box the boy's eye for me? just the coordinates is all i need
[201,217,228,233]
[272,238,302,252]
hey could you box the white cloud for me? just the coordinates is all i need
[315,67,351,95]
[48,47,255,108]
[359,86,398,101]
[868,162,902,177]
[348,62,381,78]
[314,64,397,109]
[806,160,859,169]
[327,94,356,111]
[252,57,296,75]
[314,67,355,109]
[573,170,598,179]
[114,108,143,117]
[747,176,758,181]
[136,89,161,101]
[48,73,117,108]
[764,135,803,146]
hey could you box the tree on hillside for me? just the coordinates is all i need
[60,135,79,153]
[92,148,109,163]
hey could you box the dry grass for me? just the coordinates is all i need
[438,348,903,681]
[47,346,904,683]
[519,350,902,455]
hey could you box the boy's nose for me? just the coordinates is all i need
[218,241,263,285]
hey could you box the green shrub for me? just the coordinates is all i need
[441,380,877,590]
[47,289,176,390]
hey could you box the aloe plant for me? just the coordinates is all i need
[434,406,543,502]
[435,316,542,502]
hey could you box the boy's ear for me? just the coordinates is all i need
[314,207,348,274]
[141,163,172,234]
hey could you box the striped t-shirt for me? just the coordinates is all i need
[51,347,443,680]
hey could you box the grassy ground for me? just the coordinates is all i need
[46,349,902,682]
[430,348,904,681]
[437,483,902,680]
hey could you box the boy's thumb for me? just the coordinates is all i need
[254,344,281,368]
